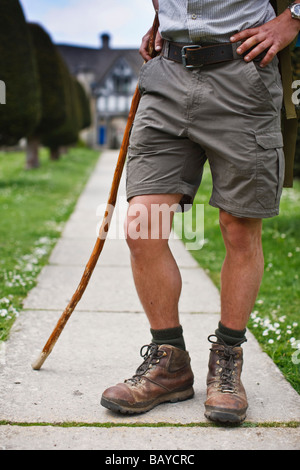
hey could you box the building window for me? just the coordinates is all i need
[112,61,132,95]
[114,75,131,94]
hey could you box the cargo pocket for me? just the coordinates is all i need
[255,131,285,209]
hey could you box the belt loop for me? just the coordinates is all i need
[162,40,169,58]
[231,41,242,60]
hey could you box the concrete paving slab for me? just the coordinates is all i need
[49,238,132,267]
[22,263,220,314]
[59,210,101,239]
[1,425,299,450]
[48,236,200,269]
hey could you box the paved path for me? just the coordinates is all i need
[0,151,299,450]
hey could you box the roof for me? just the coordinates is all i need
[57,40,143,84]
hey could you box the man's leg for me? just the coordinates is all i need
[205,210,264,424]
[125,194,183,331]
[101,193,194,414]
[219,210,264,332]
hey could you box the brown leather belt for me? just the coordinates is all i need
[162,40,241,68]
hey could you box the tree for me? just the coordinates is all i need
[76,81,92,131]
[0,0,41,148]
[42,62,79,159]
[42,69,92,159]
[26,23,69,168]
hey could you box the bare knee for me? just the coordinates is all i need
[125,220,169,262]
[219,210,262,255]
[124,194,182,259]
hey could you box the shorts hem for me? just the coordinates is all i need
[127,184,196,204]
[209,197,279,219]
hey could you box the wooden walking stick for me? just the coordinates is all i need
[32,12,159,370]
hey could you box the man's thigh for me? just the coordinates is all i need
[126,193,183,242]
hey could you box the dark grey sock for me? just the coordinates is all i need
[150,325,186,351]
[215,321,246,346]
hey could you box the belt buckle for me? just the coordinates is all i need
[181,44,202,68]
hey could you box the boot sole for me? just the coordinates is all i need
[101,387,195,415]
[204,406,247,425]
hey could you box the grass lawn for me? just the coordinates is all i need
[0,146,100,342]
[174,164,300,394]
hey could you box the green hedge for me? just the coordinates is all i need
[28,23,68,139]
[42,60,81,151]
[0,1,92,153]
[76,81,92,131]
[0,0,41,145]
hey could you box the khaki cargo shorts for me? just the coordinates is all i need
[126,47,284,218]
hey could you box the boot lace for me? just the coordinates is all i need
[208,334,246,394]
[125,343,165,385]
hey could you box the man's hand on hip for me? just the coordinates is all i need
[230,7,300,67]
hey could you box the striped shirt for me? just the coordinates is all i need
[158,0,276,44]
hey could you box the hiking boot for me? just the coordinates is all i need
[204,335,248,424]
[101,343,194,414]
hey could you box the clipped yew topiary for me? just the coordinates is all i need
[42,58,82,160]
[0,0,41,147]
[76,81,92,131]
[26,23,69,168]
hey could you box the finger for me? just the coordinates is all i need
[155,31,163,52]
[139,48,152,62]
[142,52,153,62]
[230,28,258,43]
[259,45,278,67]
[139,45,151,61]
[235,33,266,56]
[242,38,272,62]
[139,34,151,61]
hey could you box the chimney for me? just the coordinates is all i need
[101,33,110,49]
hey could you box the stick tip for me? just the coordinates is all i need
[31,352,47,370]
